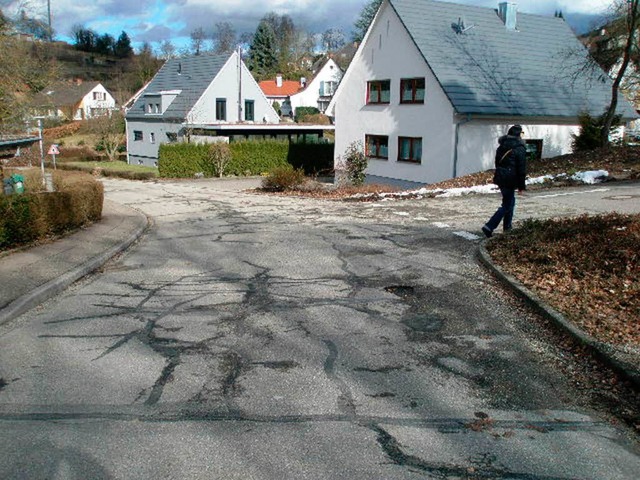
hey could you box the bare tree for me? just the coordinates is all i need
[212,22,236,55]
[190,27,206,55]
[158,39,177,60]
[322,28,346,52]
[87,110,125,162]
[599,0,640,146]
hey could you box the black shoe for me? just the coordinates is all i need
[482,225,493,238]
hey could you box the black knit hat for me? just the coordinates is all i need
[508,125,523,136]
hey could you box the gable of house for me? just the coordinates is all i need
[290,58,343,113]
[32,81,115,118]
[126,54,230,121]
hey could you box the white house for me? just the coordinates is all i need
[259,58,343,116]
[32,81,116,121]
[125,51,279,167]
[329,0,637,187]
[290,58,343,114]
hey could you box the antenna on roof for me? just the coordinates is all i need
[451,17,476,34]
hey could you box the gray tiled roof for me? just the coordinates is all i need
[389,0,636,118]
[126,53,229,120]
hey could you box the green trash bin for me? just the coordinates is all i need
[11,174,25,194]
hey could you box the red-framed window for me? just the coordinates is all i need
[367,80,391,104]
[400,78,425,104]
[398,137,422,163]
[365,134,389,159]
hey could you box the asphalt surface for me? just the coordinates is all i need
[0,177,639,479]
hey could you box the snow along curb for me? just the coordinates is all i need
[477,242,640,390]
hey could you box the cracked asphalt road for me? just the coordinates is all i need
[0,178,639,479]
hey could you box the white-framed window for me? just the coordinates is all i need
[134,130,143,141]
[150,132,156,144]
[93,91,106,101]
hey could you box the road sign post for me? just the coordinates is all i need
[47,144,59,170]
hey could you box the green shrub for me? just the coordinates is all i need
[0,170,103,250]
[572,111,621,151]
[338,141,368,186]
[158,140,334,178]
[294,106,320,123]
[261,165,306,191]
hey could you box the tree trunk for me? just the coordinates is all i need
[600,0,640,148]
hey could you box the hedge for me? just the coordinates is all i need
[158,140,334,178]
[0,169,103,250]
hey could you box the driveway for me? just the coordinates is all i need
[0,177,638,479]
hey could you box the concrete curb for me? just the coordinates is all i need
[477,243,640,390]
[0,203,149,326]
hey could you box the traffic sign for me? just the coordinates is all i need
[47,144,60,155]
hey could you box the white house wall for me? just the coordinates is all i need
[333,2,457,185]
[78,85,116,120]
[456,122,580,177]
[290,59,343,113]
[191,54,279,124]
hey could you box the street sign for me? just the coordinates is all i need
[47,144,60,155]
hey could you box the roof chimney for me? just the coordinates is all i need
[276,74,283,88]
[498,2,517,31]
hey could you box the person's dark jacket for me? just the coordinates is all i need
[492,134,527,190]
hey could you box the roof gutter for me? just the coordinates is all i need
[453,114,472,178]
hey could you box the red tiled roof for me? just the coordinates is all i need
[259,80,302,97]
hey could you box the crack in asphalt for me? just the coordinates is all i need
[323,340,357,416]
[369,423,575,479]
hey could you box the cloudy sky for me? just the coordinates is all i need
[1,0,616,49]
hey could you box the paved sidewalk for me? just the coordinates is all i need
[0,200,148,326]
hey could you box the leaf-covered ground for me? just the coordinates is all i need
[486,214,639,347]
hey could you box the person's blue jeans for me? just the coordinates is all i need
[486,186,516,232]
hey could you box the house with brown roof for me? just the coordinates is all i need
[259,75,303,114]
[31,81,116,121]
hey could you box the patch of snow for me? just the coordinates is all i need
[570,170,609,184]
[346,170,611,201]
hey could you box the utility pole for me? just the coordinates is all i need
[47,0,52,41]
[237,46,243,122]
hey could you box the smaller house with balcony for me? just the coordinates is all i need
[31,81,116,120]
[259,58,343,116]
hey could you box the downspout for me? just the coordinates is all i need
[453,114,472,178]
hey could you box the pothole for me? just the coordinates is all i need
[385,285,415,298]
[402,315,444,332]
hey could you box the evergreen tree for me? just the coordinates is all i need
[248,20,278,79]
[352,0,383,43]
[95,33,115,56]
[114,31,133,58]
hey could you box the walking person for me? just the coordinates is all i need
[482,125,527,238]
